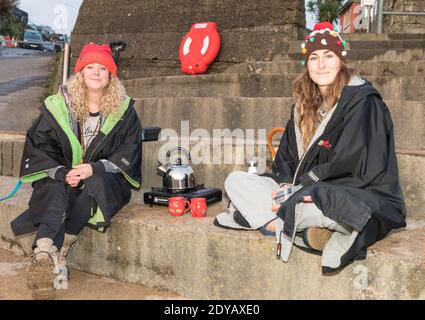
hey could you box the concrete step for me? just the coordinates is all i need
[386,33,425,40]
[120,59,236,79]
[287,48,425,62]
[2,138,424,220]
[340,33,425,41]
[140,140,425,219]
[224,60,425,78]
[117,57,425,79]
[124,73,425,101]
[1,175,424,299]
[131,97,425,150]
[0,133,25,177]
[2,131,425,219]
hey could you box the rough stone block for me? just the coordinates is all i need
[12,141,24,177]
[0,141,2,175]
[1,140,13,176]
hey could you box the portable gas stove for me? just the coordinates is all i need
[143,184,222,207]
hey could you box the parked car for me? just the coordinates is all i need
[48,33,65,53]
[19,29,54,52]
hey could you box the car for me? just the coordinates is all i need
[19,29,54,52]
[48,33,65,53]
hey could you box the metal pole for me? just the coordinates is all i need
[383,11,425,16]
[377,0,384,33]
[62,35,70,85]
[366,6,371,33]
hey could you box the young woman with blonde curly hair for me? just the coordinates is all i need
[215,22,406,273]
[11,43,142,299]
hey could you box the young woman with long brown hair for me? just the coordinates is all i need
[215,22,406,273]
[11,43,142,299]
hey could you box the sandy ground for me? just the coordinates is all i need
[0,248,184,300]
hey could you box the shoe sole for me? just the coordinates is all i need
[32,287,56,300]
[27,258,57,300]
[304,227,333,251]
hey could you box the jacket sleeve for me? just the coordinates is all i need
[105,107,143,189]
[20,114,67,182]
[298,95,395,188]
[272,117,298,184]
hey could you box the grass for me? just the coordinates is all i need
[43,52,62,99]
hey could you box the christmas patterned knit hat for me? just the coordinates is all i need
[300,21,348,67]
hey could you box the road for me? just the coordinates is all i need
[0,48,54,133]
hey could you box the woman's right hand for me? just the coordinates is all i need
[66,169,82,187]
[65,174,80,187]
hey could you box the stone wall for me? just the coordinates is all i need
[383,0,425,33]
[70,0,306,79]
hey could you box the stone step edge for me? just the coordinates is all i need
[124,72,425,83]
[0,133,424,156]
[132,97,425,105]
[1,196,424,299]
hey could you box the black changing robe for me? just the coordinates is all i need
[11,94,142,234]
[272,79,406,272]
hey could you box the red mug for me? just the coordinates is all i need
[168,197,190,217]
[190,198,207,218]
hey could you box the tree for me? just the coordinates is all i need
[0,0,19,17]
[0,0,23,39]
[307,0,345,24]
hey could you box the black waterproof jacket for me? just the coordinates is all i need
[13,94,142,233]
[272,79,406,269]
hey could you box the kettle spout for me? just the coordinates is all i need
[157,164,168,176]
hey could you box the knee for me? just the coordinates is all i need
[224,171,247,192]
[84,171,114,189]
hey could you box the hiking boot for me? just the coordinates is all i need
[57,234,77,279]
[303,227,333,251]
[27,238,57,300]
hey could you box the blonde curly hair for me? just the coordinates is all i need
[63,72,126,121]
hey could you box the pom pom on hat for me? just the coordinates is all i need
[313,21,334,32]
[74,43,117,76]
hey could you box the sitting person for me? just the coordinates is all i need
[214,22,406,273]
[11,43,142,299]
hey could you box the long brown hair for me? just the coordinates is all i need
[292,63,357,149]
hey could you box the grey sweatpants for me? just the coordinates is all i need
[222,171,350,231]
[216,171,355,266]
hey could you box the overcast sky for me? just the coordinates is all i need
[18,0,83,35]
[18,0,315,35]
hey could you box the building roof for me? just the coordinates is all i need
[339,0,361,16]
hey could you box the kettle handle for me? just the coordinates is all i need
[166,147,192,164]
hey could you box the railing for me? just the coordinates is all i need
[377,0,425,33]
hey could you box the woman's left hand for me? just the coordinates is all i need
[67,164,93,181]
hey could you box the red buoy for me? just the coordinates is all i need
[179,22,221,75]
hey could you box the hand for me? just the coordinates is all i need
[271,184,291,213]
[66,164,93,187]
[271,185,312,212]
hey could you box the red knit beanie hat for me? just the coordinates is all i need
[74,43,117,76]
[300,21,348,67]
